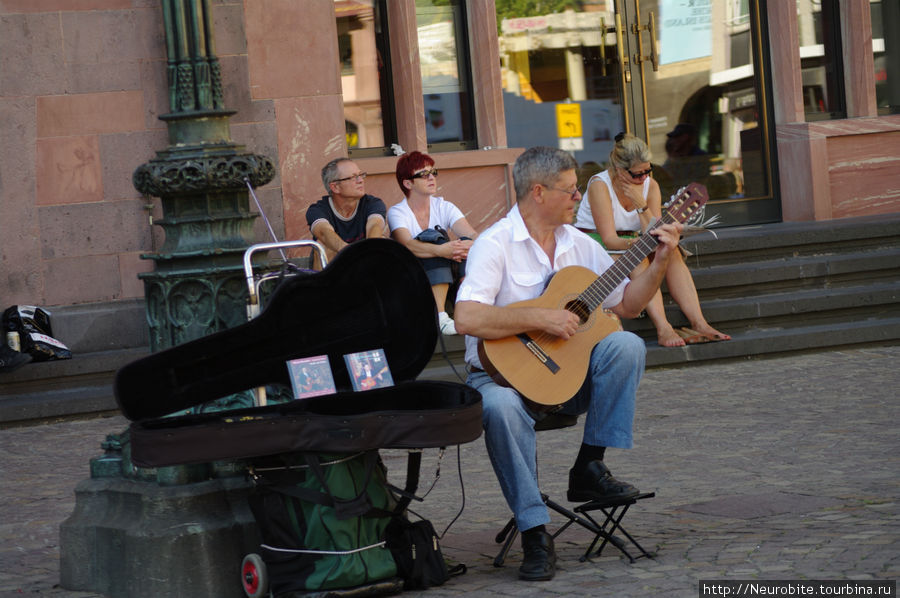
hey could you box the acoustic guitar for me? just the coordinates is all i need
[477,183,709,407]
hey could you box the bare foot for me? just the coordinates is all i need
[690,324,731,342]
[658,326,686,347]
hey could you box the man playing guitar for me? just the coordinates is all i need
[454,146,684,582]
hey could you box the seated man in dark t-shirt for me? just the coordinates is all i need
[306,158,387,262]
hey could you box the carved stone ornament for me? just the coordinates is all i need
[133,153,275,197]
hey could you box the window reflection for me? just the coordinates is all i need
[499,7,623,168]
[416,0,475,148]
[799,0,845,119]
[335,1,393,152]
[872,0,900,114]
[496,1,771,203]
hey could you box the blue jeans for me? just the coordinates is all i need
[467,331,645,532]
[421,256,465,286]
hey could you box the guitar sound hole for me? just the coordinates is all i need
[565,299,590,325]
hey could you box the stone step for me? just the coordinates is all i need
[3,213,899,425]
[644,316,900,367]
[420,316,900,382]
[679,213,900,265]
[0,348,148,423]
[626,279,900,335]
[688,247,900,298]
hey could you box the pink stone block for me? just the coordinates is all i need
[99,129,168,202]
[244,0,341,99]
[0,96,37,196]
[221,53,252,110]
[433,167,511,232]
[43,255,122,305]
[0,97,42,303]
[365,174,402,210]
[37,91,145,138]
[213,2,248,56]
[248,186,286,243]
[274,95,345,240]
[65,61,143,95]
[1,0,130,11]
[231,121,280,191]
[0,13,67,96]
[119,252,155,299]
[139,59,170,130]
[38,199,150,259]
[828,131,900,218]
[61,8,161,64]
[35,136,104,206]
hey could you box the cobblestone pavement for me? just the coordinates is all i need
[2,345,898,597]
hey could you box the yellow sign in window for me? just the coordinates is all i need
[556,103,582,138]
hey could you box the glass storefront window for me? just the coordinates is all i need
[872,0,900,114]
[496,0,778,225]
[335,1,395,154]
[416,0,476,150]
[799,0,845,119]
[499,4,623,182]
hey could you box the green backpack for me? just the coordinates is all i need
[247,451,400,595]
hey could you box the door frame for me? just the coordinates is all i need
[615,0,781,226]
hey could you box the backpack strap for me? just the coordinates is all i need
[266,451,381,521]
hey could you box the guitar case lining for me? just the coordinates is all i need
[114,239,482,468]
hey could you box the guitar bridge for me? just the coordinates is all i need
[516,334,560,374]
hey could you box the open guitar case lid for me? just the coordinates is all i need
[114,238,483,468]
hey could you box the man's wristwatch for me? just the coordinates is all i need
[635,207,646,214]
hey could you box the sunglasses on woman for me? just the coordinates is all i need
[627,166,653,178]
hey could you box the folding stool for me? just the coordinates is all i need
[493,413,656,566]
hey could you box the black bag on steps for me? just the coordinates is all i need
[380,450,465,591]
[384,517,450,591]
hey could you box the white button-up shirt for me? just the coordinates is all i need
[457,204,628,368]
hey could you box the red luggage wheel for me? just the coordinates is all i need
[241,553,268,598]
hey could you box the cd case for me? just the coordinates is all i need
[287,355,337,399]
[344,348,394,392]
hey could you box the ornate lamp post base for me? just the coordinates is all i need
[60,2,283,594]
[60,476,259,598]
[133,133,275,354]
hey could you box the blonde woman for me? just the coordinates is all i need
[574,133,730,346]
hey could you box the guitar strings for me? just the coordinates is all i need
[522,211,681,350]
[493,190,702,388]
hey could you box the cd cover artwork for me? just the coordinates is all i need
[287,355,337,399]
[344,348,394,392]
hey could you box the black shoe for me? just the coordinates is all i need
[518,529,556,581]
[0,344,32,374]
[567,460,640,503]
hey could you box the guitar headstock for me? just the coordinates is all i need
[664,183,709,224]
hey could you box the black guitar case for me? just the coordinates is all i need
[114,238,482,468]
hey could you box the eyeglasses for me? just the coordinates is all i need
[543,184,581,200]
[626,166,653,179]
[333,172,367,183]
[410,169,438,179]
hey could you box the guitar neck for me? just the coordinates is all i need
[581,213,676,312]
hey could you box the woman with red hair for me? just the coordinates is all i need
[389,151,478,335]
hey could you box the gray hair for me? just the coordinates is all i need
[609,133,652,170]
[321,158,352,195]
[512,147,578,201]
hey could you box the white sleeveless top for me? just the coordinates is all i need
[574,170,649,232]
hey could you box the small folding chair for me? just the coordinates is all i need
[493,413,656,566]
